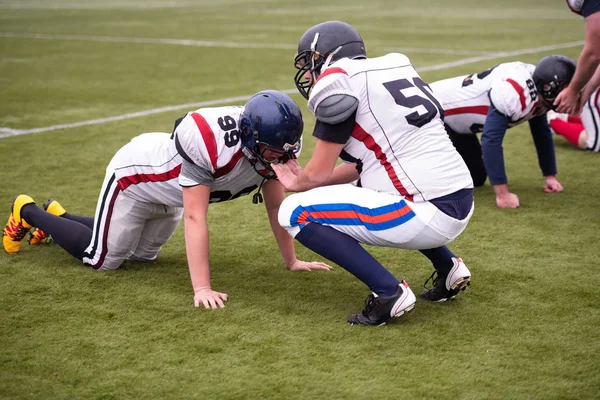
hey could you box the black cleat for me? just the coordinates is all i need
[348,281,416,326]
[420,257,471,302]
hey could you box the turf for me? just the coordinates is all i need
[1,0,599,399]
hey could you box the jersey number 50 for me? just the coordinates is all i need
[383,77,444,128]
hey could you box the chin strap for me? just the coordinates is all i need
[252,177,268,204]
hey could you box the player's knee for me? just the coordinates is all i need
[278,195,297,230]
[473,174,487,187]
[128,254,158,262]
[278,194,305,239]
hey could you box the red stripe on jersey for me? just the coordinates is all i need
[445,106,490,116]
[191,112,218,171]
[351,123,413,201]
[214,150,243,178]
[506,79,526,111]
[117,164,182,190]
[315,67,348,85]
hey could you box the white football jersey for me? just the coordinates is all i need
[430,62,548,134]
[108,105,298,207]
[175,106,301,203]
[308,53,473,202]
[109,132,183,207]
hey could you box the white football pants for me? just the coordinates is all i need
[278,184,473,250]
[82,170,182,271]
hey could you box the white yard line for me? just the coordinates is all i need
[0,40,584,140]
[418,41,584,72]
[0,32,486,54]
[0,91,298,139]
[0,32,297,50]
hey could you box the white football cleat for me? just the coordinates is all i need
[421,257,471,302]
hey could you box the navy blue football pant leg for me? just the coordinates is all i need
[21,204,92,261]
[295,223,400,296]
[447,128,487,187]
[62,212,94,230]
[419,246,456,276]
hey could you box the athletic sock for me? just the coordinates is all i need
[295,223,400,296]
[21,204,92,260]
[419,246,456,276]
[62,212,94,230]
[550,119,584,147]
[568,115,582,124]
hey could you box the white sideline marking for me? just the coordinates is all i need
[0,40,584,140]
[0,32,297,50]
[0,90,296,139]
[418,41,585,72]
[0,32,486,55]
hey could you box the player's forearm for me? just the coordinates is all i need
[291,167,331,192]
[268,212,298,268]
[529,116,558,177]
[481,107,510,185]
[262,181,297,267]
[326,163,360,185]
[582,65,600,104]
[570,46,600,94]
[184,215,211,291]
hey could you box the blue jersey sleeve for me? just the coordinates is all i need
[481,105,510,185]
[528,115,558,177]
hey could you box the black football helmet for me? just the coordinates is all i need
[532,55,576,108]
[294,21,366,99]
[240,90,303,180]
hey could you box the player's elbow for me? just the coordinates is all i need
[184,210,207,226]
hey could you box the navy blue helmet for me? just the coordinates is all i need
[240,90,303,179]
[294,21,366,99]
[533,55,576,108]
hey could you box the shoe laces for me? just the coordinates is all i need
[362,293,377,315]
[423,270,438,291]
[4,219,29,241]
[29,228,48,243]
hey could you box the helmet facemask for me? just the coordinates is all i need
[294,33,324,100]
[242,142,300,180]
[240,114,301,180]
[537,79,567,110]
[239,90,304,182]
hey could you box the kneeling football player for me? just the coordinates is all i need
[3,90,332,308]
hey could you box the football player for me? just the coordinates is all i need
[547,84,600,152]
[272,21,474,326]
[554,0,600,114]
[429,55,576,208]
[3,90,331,309]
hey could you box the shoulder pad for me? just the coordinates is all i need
[174,113,216,173]
[314,94,358,124]
[308,68,358,123]
[489,80,524,117]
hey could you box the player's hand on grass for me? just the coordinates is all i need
[194,287,228,309]
[495,192,520,209]
[288,259,333,271]
[544,176,564,193]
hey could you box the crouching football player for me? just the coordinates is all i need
[2,90,331,308]
[430,55,576,208]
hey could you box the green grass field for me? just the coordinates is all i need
[1,0,599,398]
